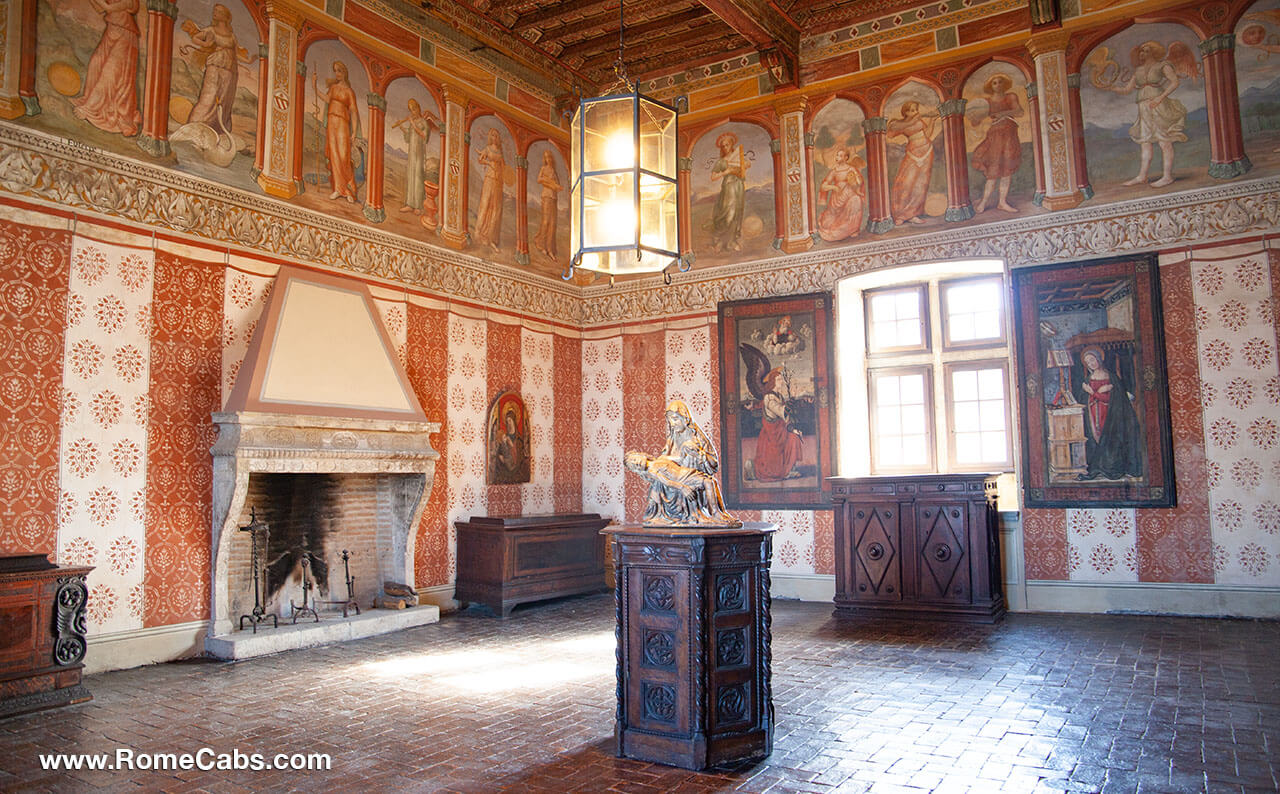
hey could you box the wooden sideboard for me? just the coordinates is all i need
[603,523,775,771]
[0,556,93,719]
[455,514,610,616]
[830,475,1005,623]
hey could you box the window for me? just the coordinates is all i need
[836,262,1014,477]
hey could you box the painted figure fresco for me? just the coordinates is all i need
[170,0,259,176]
[527,141,568,272]
[73,0,143,136]
[1235,0,1280,167]
[965,69,1027,213]
[383,77,442,239]
[1083,24,1206,195]
[690,122,775,266]
[811,98,868,244]
[315,61,362,202]
[884,84,944,225]
[467,116,518,265]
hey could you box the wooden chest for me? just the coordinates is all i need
[0,557,93,719]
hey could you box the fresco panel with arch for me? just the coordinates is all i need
[299,40,371,225]
[1236,0,1280,170]
[883,82,947,227]
[1082,23,1208,197]
[34,0,147,149]
[526,140,568,278]
[383,77,442,242]
[810,98,868,247]
[963,62,1034,217]
[690,122,776,267]
[168,0,262,191]
[467,115,519,267]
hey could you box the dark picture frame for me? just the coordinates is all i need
[717,292,835,510]
[1012,253,1176,508]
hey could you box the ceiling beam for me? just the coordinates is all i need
[556,9,708,59]
[511,0,617,31]
[696,0,801,86]
[535,0,689,44]
[576,20,735,71]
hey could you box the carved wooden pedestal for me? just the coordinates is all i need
[603,523,775,770]
[831,474,1004,623]
[0,557,93,719]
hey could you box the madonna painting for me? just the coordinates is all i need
[487,390,530,485]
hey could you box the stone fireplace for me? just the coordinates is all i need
[206,412,440,658]
[203,265,442,660]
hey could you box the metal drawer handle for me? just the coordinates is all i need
[866,543,885,561]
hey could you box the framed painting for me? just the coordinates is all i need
[487,390,530,485]
[718,292,835,510]
[1012,253,1176,508]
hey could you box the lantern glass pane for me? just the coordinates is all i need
[571,107,582,185]
[571,178,581,259]
[583,172,636,249]
[582,96,636,174]
[638,98,675,179]
[639,179,677,254]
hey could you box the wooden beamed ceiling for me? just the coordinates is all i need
[420,0,932,93]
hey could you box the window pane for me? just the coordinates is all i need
[954,401,980,431]
[878,405,901,433]
[952,369,977,402]
[944,279,1003,343]
[973,310,1001,339]
[978,368,1004,400]
[879,438,902,466]
[982,432,1007,462]
[955,432,982,463]
[979,401,1005,431]
[876,376,900,403]
[900,374,924,405]
[893,318,922,347]
[894,291,919,319]
[901,405,926,431]
[902,434,928,464]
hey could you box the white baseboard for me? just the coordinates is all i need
[1025,580,1280,618]
[84,620,206,675]
[417,583,459,613]
[770,573,836,602]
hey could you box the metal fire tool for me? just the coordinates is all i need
[290,554,320,624]
[320,549,360,618]
[238,508,278,633]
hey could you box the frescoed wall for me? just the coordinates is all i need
[963,62,1034,216]
[33,0,148,146]
[883,81,946,228]
[1235,0,1280,173]
[467,115,518,267]
[168,0,262,191]
[689,122,776,266]
[382,77,442,241]
[810,98,869,247]
[1081,23,1208,196]
[300,41,372,224]
[526,140,568,272]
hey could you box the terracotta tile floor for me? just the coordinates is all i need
[1,596,1277,793]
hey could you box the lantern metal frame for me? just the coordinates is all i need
[566,0,685,283]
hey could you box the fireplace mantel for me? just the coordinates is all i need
[208,411,441,641]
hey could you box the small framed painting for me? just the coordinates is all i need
[487,390,530,485]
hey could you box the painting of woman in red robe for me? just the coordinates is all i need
[1075,346,1143,480]
[751,368,804,481]
[73,0,143,136]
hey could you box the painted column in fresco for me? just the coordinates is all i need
[137,0,178,157]
[939,98,973,222]
[769,137,785,249]
[861,116,893,234]
[677,155,692,261]
[256,4,302,199]
[253,42,268,178]
[364,92,386,222]
[1028,31,1083,210]
[803,130,817,243]
[439,84,467,249]
[1065,74,1093,200]
[1199,33,1251,179]
[14,0,39,115]
[514,154,529,266]
[290,59,306,194]
[1026,82,1046,205]
[0,0,25,118]
[775,96,812,253]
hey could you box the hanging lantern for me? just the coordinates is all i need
[568,3,681,280]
